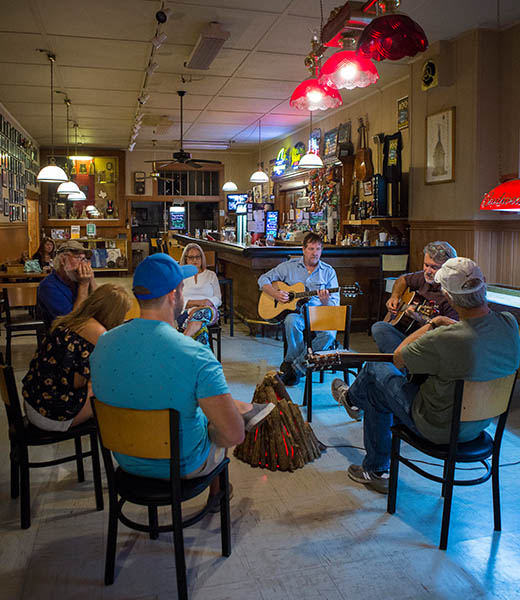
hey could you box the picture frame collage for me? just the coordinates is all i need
[0,113,38,223]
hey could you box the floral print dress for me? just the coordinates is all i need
[22,327,94,422]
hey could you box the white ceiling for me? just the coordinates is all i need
[1,0,519,153]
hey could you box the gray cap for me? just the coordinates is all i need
[56,240,92,259]
[434,257,485,294]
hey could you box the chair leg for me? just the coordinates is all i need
[229,284,234,337]
[10,442,20,499]
[148,506,159,539]
[171,497,188,600]
[306,371,313,422]
[89,432,104,511]
[492,457,502,531]
[104,497,119,585]
[439,459,456,550]
[319,371,324,383]
[219,468,231,557]
[19,448,31,529]
[6,331,12,366]
[387,434,400,514]
[441,462,448,497]
[74,436,85,482]
[217,328,222,362]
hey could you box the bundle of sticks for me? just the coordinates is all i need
[234,371,325,472]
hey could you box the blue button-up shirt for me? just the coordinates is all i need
[258,257,339,307]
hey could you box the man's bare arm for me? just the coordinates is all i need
[199,393,245,448]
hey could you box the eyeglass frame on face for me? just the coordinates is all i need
[65,252,88,263]
[185,253,202,261]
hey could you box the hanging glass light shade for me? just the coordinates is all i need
[290,76,343,111]
[480,180,520,212]
[222,181,238,192]
[319,50,378,90]
[57,180,81,195]
[67,190,87,201]
[357,1,428,62]
[298,111,324,170]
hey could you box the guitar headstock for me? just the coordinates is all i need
[341,282,363,298]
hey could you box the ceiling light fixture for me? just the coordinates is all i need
[67,190,87,201]
[290,36,343,112]
[357,0,428,62]
[222,181,238,192]
[183,140,230,151]
[37,53,68,183]
[319,31,378,90]
[146,62,159,76]
[299,111,324,170]
[128,142,136,152]
[184,22,230,70]
[138,94,150,105]
[480,179,520,212]
[56,95,82,195]
[151,32,168,48]
[249,119,269,184]
[155,7,172,24]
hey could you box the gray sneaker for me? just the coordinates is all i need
[331,378,362,421]
[243,402,275,432]
[347,464,389,494]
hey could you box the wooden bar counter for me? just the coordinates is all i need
[172,234,409,329]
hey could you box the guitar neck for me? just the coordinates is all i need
[294,287,340,299]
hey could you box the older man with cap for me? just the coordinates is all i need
[37,240,97,329]
[90,253,274,505]
[335,257,520,494]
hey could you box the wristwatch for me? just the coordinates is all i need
[429,320,438,329]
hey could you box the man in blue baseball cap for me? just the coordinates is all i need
[91,253,273,508]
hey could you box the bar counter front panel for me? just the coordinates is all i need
[172,234,409,328]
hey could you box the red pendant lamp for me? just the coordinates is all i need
[319,32,378,91]
[357,0,428,62]
[290,36,343,112]
[480,179,520,212]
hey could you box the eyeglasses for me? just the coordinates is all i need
[68,253,87,262]
[185,254,202,260]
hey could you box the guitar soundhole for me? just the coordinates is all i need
[288,293,295,301]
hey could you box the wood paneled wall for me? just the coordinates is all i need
[0,224,29,264]
[410,220,520,286]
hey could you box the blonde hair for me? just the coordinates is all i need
[51,284,131,333]
[180,243,207,271]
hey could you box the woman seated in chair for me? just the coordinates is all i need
[32,236,56,273]
[178,243,221,345]
[22,284,131,432]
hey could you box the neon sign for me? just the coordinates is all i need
[274,147,288,176]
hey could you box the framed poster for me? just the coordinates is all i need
[425,107,455,184]
[397,96,409,130]
[323,127,338,162]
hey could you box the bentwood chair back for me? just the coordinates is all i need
[2,285,45,365]
[387,372,518,550]
[93,399,232,599]
[302,304,353,422]
[0,363,103,529]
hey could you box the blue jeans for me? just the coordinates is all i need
[371,321,406,353]
[284,311,336,375]
[349,361,420,472]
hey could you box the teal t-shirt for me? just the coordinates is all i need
[90,318,229,478]
[402,311,520,444]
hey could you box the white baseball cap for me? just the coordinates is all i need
[434,257,486,294]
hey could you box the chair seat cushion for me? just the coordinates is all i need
[392,424,494,462]
[22,416,96,445]
[6,319,44,331]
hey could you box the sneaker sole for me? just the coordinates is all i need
[245,402,275,432]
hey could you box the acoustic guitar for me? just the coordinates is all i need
[384,288,439,334]
[354,117,374,182]
[258,281,362,322]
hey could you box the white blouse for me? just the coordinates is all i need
[182,269,222,309]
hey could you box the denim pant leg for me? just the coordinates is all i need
[349,362,420,472]
[284,312,305,364]
[371,321,406,353]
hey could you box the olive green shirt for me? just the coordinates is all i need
[402,311,520,444]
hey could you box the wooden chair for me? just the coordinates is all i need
[302,304,354,422]
[93,399,232,599]
[387,372,518,550]
[124,296,140,321]
[368,253,409,331]
[0,363,103,529]
[2,285,45,365]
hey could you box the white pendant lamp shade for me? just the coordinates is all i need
[298,152,324,169]
[37,163,68,183]
[57,180,81,195]
[222,180,238,192]
[67,190,86,201]
[249,170,269,184]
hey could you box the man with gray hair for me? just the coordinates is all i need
[334,257,520,494]
[37,240,97,329]
[370,240,458,354]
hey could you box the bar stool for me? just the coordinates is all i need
[218,277,234,337]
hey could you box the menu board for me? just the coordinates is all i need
[323,128,339,162]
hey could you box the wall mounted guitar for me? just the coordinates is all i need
[258,281,363,321]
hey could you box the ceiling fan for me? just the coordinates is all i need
[170,91,222,169]
[143,139,173,180]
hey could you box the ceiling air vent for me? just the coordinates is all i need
[184,22,230,70]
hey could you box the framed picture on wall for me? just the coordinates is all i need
[22,205,27,221]
[425,107,455,184]
[3,199,8,217]
[397,96,409,130]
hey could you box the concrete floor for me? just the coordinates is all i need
[2,277,520,599]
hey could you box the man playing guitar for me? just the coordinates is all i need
[258,232,339,386]
[372,241,458,353]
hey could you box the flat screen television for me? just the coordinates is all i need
[169,205,186,230]
[227,193,248,213]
